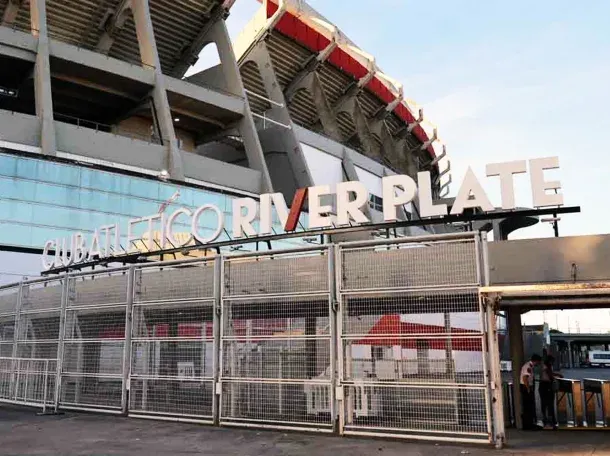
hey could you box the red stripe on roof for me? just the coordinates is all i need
[265,1,436,160]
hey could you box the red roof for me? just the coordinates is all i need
[356,315,483,351]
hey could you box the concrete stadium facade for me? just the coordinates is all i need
[0,0,454,269]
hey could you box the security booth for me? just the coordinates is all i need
[480,281,610,430]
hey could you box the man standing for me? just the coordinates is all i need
[520,353,542,430]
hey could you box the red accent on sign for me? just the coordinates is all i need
[284,188,308,232]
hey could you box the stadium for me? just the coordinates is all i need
[0,0,605,450]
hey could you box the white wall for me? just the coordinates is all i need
[301,143,344,192]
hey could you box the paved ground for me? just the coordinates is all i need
[1,405,609,456]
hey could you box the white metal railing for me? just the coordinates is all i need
[0,357,57,413]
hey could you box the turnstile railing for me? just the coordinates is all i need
[503,379,594,429]
[555,379,585,427]
[502,382,515,427]
[583,379,610,428]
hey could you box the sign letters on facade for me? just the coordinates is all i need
[42,157,563,270]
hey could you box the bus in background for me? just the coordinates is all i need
[587,351,610,367]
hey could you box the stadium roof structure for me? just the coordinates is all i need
[0,0,235,77]
[234,0,446,184]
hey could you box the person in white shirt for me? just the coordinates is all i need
[520,353,542,430]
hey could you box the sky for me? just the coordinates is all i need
[3,0,610,331]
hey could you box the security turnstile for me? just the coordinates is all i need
[503,382,515,427]
[556,378,585,427]
[583,379,610,427]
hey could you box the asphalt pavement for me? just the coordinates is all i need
[1,405,610,456]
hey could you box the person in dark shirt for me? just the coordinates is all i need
[539,355,563,429]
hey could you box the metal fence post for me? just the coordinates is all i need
[54,277,69,412]
[328,244,339,434]
[333,244,345,435]
[486,297,506,449]
[212,256,222,425]
[121,267,135,415]
[10,281,24,399]
[42,359,49,414]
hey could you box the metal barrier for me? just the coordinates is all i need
[0,233,503,446]
[129,259,217,422]
[0,357,57,413]
[583,379,610,427]
[59,270,129,412]
[556,378,585,427]
[219,246,334,432]
[336,234,496,444]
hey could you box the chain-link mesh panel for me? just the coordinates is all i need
[0,286,19,315]
[338,237,490,441]
[130,261,217,419]
[343,385,488,436]
[222,296,330,338]
[15,342,59,359]
[341,291,481,336]
[220,249,333,429]
[340,240,479,292]
[60,375,122,408]
[129,378,214,417]
[21,280,63,312]
[224,251,329,297]
[135,261,215,303]
[222,339,331,381]
[0,316,15,357]
[17,310,61,341]
[221,381,333,426]
[342,337,485,385]
[68,273,129,307]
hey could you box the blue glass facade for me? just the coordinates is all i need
[0,150,306,252]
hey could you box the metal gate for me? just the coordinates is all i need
[129,258,217,422]
[0,233,504,446]
[219,246,335,432]
[61,270,129,411]
[335,233,500,444]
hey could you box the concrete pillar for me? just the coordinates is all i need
[247,42,313,194]
[340,97,381,160]
[30,0,56,155]
[507,308,524,429]
[307,72,343,142]
[130,0,183,179]
[208,20,273,193]
[567,341,573,368]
